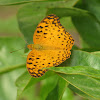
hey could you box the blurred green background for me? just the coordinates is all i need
[0,0,100,100]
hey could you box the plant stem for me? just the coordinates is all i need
[0,64,26,75]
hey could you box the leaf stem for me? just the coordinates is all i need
[0,64,26,75]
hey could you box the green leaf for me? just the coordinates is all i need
[46,84,59,100]
[0,37,26,72]
[46,77,68,100]
[0,68,26,100]
[0,64,25,75]
[62,87,74,100]
[83,0,100,22]
[15,70,56,99]
[39,75,59,100]
[0,36,26,100]
[57,77,68,100]
[80,48,100,52]
[17,0,78,44]
[59,73,100,100]
[47,7,100,48]
[18,84,36,100]
[48,66,100,79]
[68,84,96,100]
[61,50,100,70]
[0,16,20,35]
[0,0,78,5]
[0,0,44,5]
[47,7,89,18]
[92,51,100,56]
[16,71,31,99]
[72,15,100,48]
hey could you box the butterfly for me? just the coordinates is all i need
[26,14,74,78]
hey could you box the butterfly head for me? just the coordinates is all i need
[27,44,33,50]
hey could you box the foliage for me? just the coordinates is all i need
[0,0,100,100]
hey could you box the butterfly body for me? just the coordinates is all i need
[26,14,74,78]
[27,44,43,50]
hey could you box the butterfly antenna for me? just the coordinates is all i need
[10,47,26,53]
[10,33,29,53]
[17,32,29,45]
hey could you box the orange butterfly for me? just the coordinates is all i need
[26,14,74,78]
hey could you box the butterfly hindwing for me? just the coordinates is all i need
[27,49,71,77]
